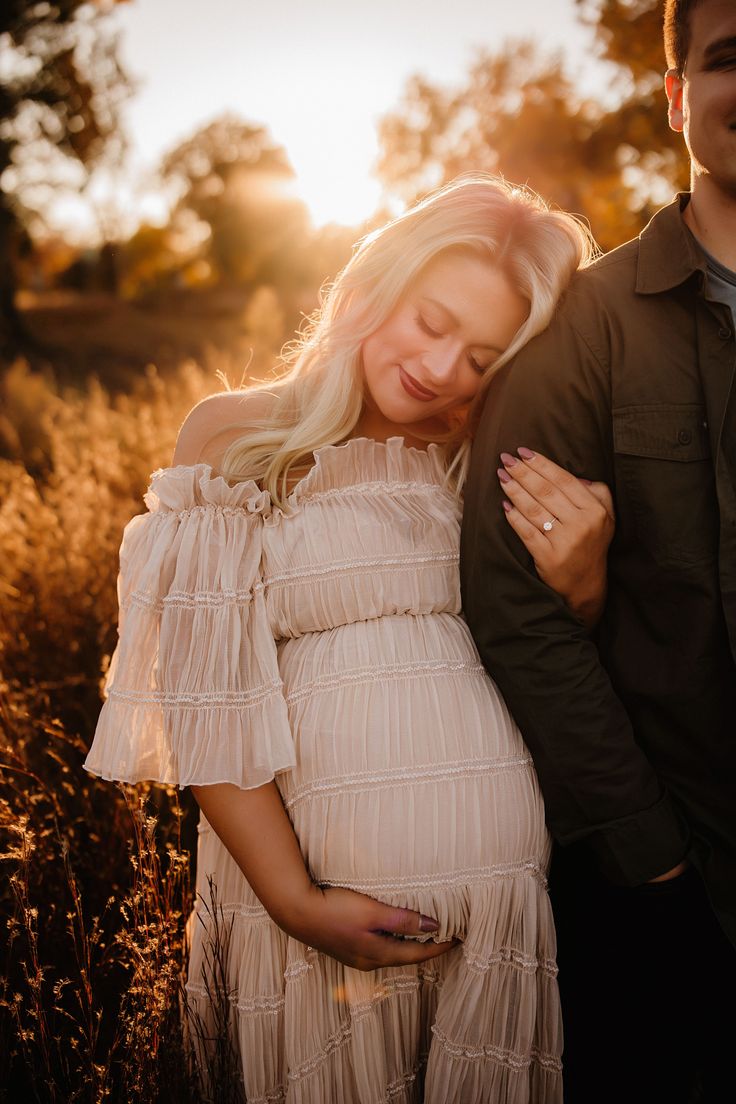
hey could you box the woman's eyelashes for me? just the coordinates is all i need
[415,313,485,374]
[416,313,441,338]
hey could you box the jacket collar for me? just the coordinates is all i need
[635,193,708,295]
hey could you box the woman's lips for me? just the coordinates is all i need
[399,366,437,402]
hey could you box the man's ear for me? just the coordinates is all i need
[665,69,684,133]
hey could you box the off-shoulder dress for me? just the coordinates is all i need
[85,437,562,1104]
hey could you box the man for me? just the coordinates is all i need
[460,2,736,1101]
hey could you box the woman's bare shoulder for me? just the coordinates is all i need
[173,389,277,469]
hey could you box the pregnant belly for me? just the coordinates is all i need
[277,614,550,915]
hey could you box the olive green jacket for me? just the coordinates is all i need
[461,195,736,945]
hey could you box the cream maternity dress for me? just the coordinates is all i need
[85,436,562,1104]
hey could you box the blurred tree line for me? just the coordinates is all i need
[0,0,131,352]
[1,0,687,363]
[378,0,688,250]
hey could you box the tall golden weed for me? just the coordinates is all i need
[0,357,243,1102]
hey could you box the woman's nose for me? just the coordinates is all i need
[421,342,458,383]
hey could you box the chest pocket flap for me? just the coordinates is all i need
[613,405,710,462]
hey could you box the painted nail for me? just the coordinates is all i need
[502,499,512,513]
[419,914,439,933]
[517,447,536,460]
[579,477,593,486]
[500,451,517,467]
[497,467,512,484]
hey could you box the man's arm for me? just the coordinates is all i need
[460,305,690,885]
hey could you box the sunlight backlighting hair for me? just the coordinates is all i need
[664,0,704,74]
[220,174,596,505]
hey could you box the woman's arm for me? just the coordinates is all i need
[192,782,455,971]
[496,447,615,629]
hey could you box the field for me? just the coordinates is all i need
[0,295,282,1102]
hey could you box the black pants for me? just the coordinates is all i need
[549,845,736,1104]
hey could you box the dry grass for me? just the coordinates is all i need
[0,356,246,1102]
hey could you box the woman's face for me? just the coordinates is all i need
[360,250,529,439]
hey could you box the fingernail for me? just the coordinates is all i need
[500,451,517,467]
[502,499,512,513]
[497,467,511,484]
[579,477,593,485]
[419,914,439,933]
[517,447,535,460]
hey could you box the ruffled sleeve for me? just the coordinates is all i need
[84,465,295,788]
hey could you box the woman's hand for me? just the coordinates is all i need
[497,447,615,629]
[282,884,457,972]
[192,781,456,972]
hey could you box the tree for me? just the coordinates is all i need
[377,2,689,251]
[576,0,689,198]
[0,0,131,352]
[159,115,312,290]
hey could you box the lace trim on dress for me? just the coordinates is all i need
[282,755,533,810]
[106,680,283,709]
[123,584,262,613]
[185,981,285,1017]
[288,1019,353,1083]
[319,860,547,894]
[384,1062,424,1102]
[462,946,559,978]
[218,902,269,917]
[284,950,319,983]
[207,902,272,925]
[287,973,439,1085]
[149,503,261,521]
[431,1025,563,1075]
[293,478,455,507]
[248,1085,287,1104]
[350,972,439,1022]
[266,549,458,588]
[284,660,485,706]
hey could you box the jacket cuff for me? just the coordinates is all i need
[584,791,691,886]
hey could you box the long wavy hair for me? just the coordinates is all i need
[220,174,595,505]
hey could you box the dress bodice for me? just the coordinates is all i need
[143,435,462,640]
[260,436,462,638]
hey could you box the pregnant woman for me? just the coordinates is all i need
[85,176,612,1103]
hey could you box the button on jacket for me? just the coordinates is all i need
[460,195,736,945]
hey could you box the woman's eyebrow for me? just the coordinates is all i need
[420,296,458,325]
[420,296,503,353]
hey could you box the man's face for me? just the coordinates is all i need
[666,0,736,196]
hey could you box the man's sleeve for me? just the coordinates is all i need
[460,308,690,885]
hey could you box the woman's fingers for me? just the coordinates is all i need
[365,933,458,968]
[497,448,615,630]
[507,448,596,511]
[365,905,458,967]
[585,480,615,519]
[499,453,576,526]
[355,901,457,969]
[377,903,439,936]
[499,469,566,535]
[502,499,552,556]
[499,450,614,536]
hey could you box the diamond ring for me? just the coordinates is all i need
[542,519,555,532]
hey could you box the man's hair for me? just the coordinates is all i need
[664,0,705,73]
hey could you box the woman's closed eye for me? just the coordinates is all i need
[416,313,442,338]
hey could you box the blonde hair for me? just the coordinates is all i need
[221,174,596,505]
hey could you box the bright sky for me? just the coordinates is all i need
[71,0,605,238]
